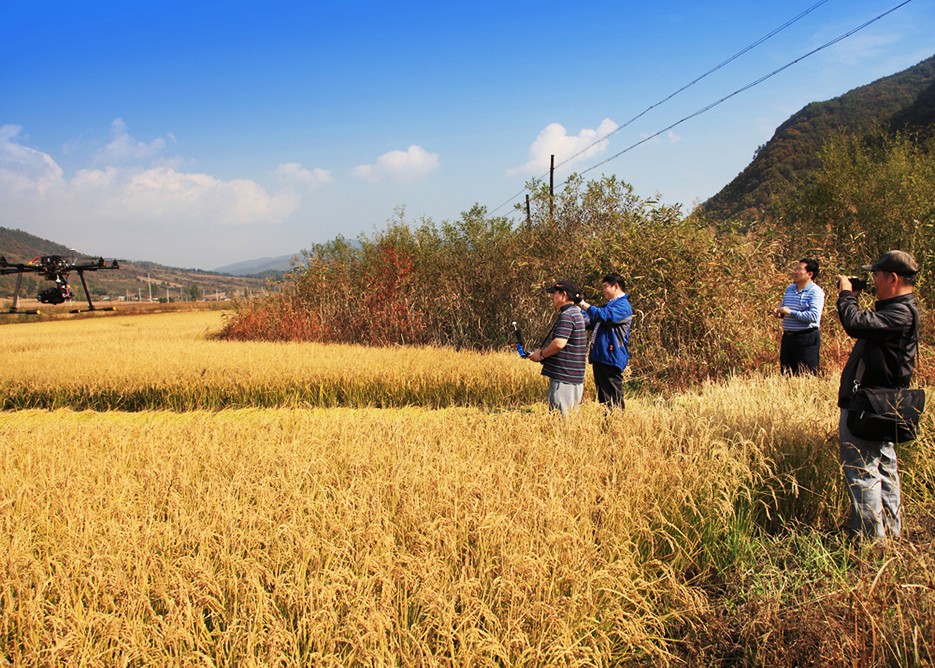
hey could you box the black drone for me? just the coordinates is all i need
[0,254,120,314]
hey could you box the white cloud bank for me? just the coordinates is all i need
[0,122,325,265]
[508,118,620,176]
[353,145,439,181]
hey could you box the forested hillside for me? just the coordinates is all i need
[0,227,73,259]
[699,53,935,222]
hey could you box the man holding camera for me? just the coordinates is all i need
[773,258,824,375]
[836,250,920,540]
[528,280,588,415]
[576,272,633,409]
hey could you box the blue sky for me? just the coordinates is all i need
[2,0,933,269]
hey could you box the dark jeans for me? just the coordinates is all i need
[780,329,820,375]
[592,362,625,409]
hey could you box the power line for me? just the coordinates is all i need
[577,0,913,179]
[490,0,913,216]
[489,0,835,216]
[555,0,834,173]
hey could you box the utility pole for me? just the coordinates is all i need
[549,154,555,221]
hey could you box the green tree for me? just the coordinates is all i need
[780,132,935,273]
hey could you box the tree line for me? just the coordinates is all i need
[219,131,935,389]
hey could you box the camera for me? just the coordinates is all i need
[842,276,867,291]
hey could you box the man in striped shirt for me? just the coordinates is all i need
[772,258,825,375]
[528,280,588,415]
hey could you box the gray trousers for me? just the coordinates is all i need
[548,379,583,416]
[839,409,901,539]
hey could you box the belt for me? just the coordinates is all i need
[782,328,818,336]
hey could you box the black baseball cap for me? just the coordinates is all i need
[546,280,580,296]
[862,250,918,276]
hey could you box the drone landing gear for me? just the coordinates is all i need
[69,306,117,314]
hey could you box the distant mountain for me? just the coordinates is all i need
[213,254,298,277]
[0,227,267,302]
[699,54,935,223]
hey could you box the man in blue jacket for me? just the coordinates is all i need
[576,272,633,409]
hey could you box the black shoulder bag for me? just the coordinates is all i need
[846,307,925,443]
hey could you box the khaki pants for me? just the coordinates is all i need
[839,409,901,539]
[548,379,583,416]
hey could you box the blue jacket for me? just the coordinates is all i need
[584,294,633,370]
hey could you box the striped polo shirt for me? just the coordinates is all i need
[541,304,587,384]
[781,281,825,332]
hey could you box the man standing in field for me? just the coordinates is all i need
[575,272,633,409]
[836,250,920,540]
[528,280,588,416]
[773,258,825,375]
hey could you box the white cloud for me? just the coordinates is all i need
[111,167,299,225]
[508,118,619,176]
[93,118,172,165]
[0,125,302,265]
[274,161,333,188]
[353,145,439,181]
[0,124,65,194]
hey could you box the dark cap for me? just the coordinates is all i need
[862,250,918,275]
[546,279,580,296]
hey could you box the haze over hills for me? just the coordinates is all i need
[699,53,935,223]
[0,227,267,302]
[212,254,298,277]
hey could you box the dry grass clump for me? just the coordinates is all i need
[0,375,847,666]
[676,527,935,667]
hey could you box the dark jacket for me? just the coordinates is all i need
[837,291,919,408]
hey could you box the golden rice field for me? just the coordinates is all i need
[0,312,546,411]
[1,312,933,666]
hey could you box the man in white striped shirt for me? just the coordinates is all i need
[772,258,825,375]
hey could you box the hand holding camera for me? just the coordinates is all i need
[837,276,867,292]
